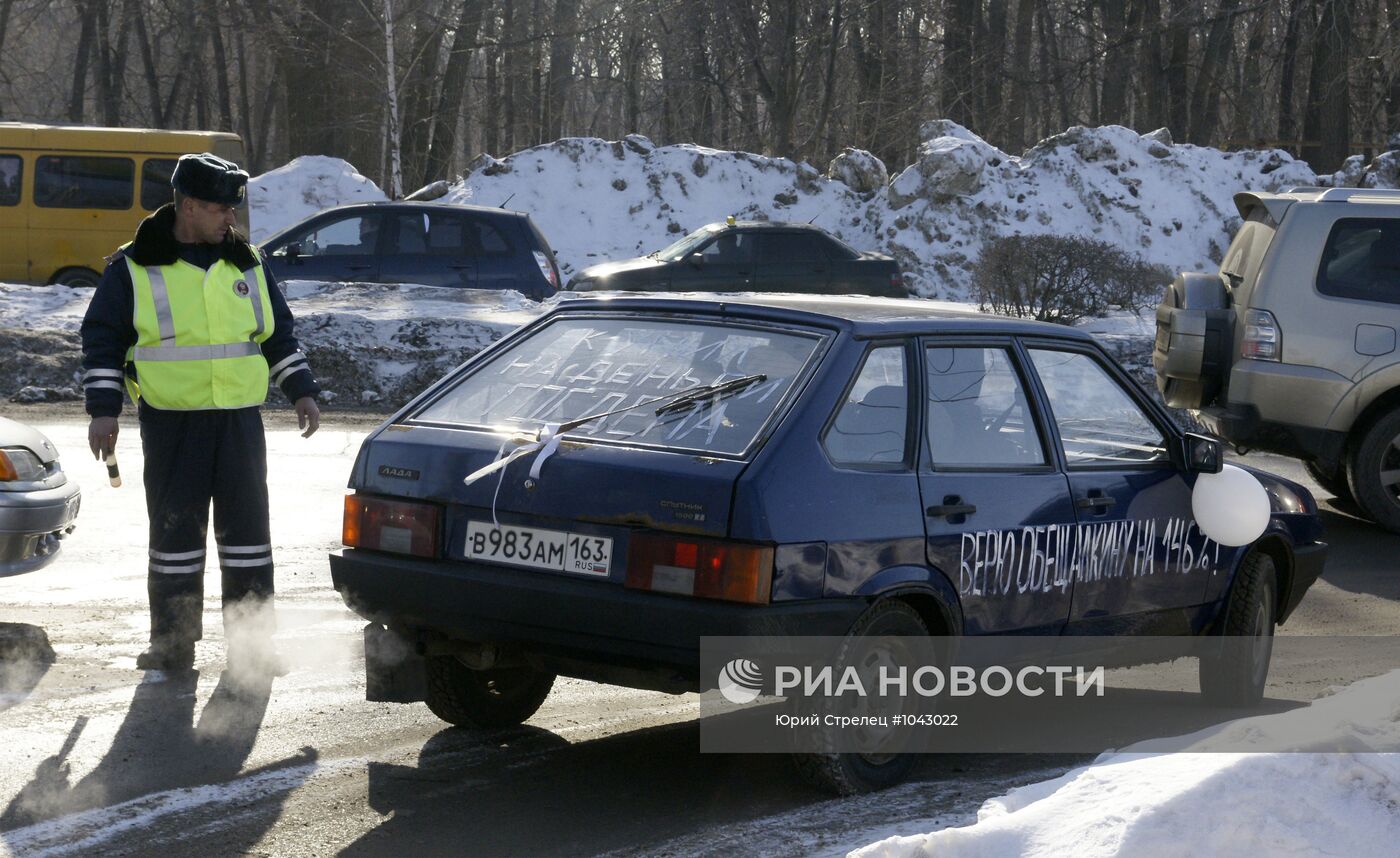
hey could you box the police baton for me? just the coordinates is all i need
[104,450,122,487]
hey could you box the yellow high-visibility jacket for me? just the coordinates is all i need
[124,249,274,410]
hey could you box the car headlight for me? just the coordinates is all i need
[0,448,47,482]
[1263,479,1313,514]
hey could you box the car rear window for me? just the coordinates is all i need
[412,316,825,455]
[1316,217,1400,305]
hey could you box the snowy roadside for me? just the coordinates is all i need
[2,279,1162,414]
[850,672,1400,857]
[0,279,547,411]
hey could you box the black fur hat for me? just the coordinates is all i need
[171,152,248,205]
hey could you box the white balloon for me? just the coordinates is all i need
[1191,463,1271,547]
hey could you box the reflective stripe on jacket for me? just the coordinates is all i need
[123,250,274,409]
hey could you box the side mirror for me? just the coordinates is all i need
[687,251,704,268]
[1184,432,1223,474]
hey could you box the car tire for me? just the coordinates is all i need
[791,600,929,796]
[424,655,555,728]
[1347,408,1400,532]
[1305,459,1353,504]
[53,267,100,289]
[1199,551,1276,707]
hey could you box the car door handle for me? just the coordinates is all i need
[448,263,473,269]
[346,264,372,271]
[1075,495,1116,511]
[927,499,977,518]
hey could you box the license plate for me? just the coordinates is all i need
[465,521,612,577]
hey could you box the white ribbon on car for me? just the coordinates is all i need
[463,423,564,527]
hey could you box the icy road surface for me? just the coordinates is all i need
[1,414,1398,857]
[0,417,1080,857]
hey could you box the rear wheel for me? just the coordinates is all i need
[1199,551,1276,707]
[424,655,555,728]
[1348,408,1400,532]
[792,600,929,795]
[1305,459,1353,504]
[52,267,101,289]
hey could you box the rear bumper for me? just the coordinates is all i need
[1198,401,1347,466]
[1202,359,1351,465]
[330,548,867,684]
[0,482,81,576]
[1281,540,1327,624]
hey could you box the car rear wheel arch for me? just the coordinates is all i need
[850,566,963,637]
[880,590,958,638]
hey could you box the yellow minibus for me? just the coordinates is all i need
[0,123,247,287]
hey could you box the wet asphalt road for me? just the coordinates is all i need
[0,412,1395,857]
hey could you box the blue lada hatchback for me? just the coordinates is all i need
[330,295,1326,791]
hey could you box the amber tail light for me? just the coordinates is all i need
[343,494,441,559]
[626,533,774,604]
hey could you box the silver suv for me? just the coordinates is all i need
[1154,187,1400,530]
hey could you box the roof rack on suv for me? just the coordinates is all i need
[1313,187,1400,204]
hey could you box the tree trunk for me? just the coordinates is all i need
[1036,0,1071,130]
[383,0,403,197]
[1136,0,1167,132]
[942,0,977,128]
[395,0,443,185]
[1099,0,1127,124]
[1388,0,1400,140]
[1302,0,1353,171]
[623,21,643,133]
[208,0,235,130]
[1229,7,1266,144]
[983,0,1008,142]
[1278,0,1304,148]
[545,0,580,141]
[484,9,501,154]
[1008,0,1035,149]
[424,0,486,182]
[805,0,840,155]
[132,0,164,126]
[1186,0,1240,144]
[1164,0,1190,140]
[69,1,96,123]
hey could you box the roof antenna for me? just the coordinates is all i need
[807,211,821,225]
[499,193,515,208]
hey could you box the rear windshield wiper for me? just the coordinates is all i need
[654,374,768,416]
[536,374,769,437]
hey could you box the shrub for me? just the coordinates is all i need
[974,234,1172,325]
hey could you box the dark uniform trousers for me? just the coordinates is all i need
[140,402,274,648]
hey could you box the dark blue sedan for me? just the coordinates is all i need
[329,295,1325,791]
[259,201,562,300]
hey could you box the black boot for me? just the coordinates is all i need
[136,640,195,671]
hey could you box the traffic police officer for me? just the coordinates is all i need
[80,152,321,673]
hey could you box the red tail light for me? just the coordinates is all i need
[626,533,774,604]
[533,251,560,291]
[343,494,441,558]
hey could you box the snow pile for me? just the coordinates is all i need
[448,135,872,284]
[450,124,1318,297]
[851,671,1400,858]
[247,156,386,244]
[1327,150,1400,190]
[0,280,547,409]
[880,122,1316,295]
